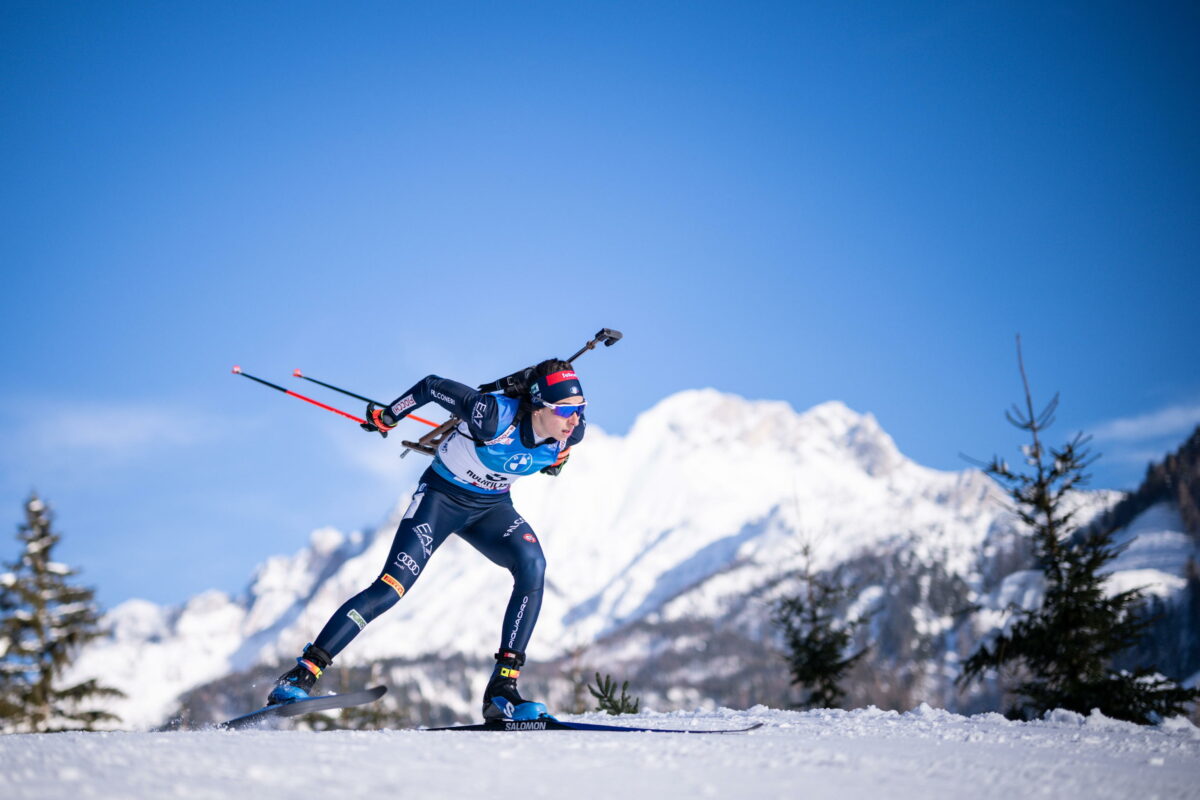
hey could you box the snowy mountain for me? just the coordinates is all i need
[65,390,1199,728]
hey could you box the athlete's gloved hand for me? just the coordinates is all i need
[541,448,570,476]
[361,403,397,438]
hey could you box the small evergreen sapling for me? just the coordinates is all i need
[588,672,641,715]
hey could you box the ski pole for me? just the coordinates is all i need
[292,369,438,428]
[232,366,366,424]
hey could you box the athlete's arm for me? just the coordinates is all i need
[379,376,501,439]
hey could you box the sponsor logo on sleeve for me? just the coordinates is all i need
[394,552,421,575]
[413,523,434,557]
[432,390,454,404]
[392,395,416,415]
[347,609,367,630]
[380,573,405,598]
[472,401,486,427]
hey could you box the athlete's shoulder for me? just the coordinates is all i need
[460,391,509,440]
[493,394,521,417]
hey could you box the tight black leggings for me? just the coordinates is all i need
[313,482,546,657]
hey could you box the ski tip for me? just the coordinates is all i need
[292,368,303,377]
[232,365,242,374]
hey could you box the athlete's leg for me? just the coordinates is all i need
[458,504,547,654]
[458,504,549,720]
[311,484,465,658]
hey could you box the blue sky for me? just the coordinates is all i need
[2,1,1198,609]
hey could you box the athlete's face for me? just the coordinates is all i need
[533,396,585,442]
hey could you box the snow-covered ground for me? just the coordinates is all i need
[3,706,1198,800]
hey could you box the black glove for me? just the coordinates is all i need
[360,403,396,438]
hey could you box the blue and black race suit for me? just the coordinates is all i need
[311,376,585,659]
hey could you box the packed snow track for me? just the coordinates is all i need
[3,706,1198,800]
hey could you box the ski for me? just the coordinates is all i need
[218,686,388,730]
[426,717,763,734]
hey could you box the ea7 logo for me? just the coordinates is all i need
[394,552,420,576]
[413,523,434,557]
[472,401,486,426]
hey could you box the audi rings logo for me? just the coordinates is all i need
[394,552,420,576]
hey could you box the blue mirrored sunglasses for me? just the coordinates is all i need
[543,401,586,418]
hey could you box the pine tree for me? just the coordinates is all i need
[588,672,641,715]
[0,494,124,732]
[773,545,870,709]
[958,340,1199,723]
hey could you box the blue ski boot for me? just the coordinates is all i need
[266,643,332,706]
[482,649,548,721]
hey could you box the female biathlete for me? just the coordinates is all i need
[266,359,586,722]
